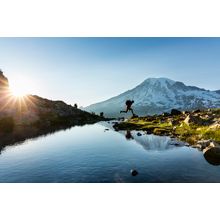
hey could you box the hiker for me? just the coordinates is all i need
[125,131,134,140]
[120,100,135,116]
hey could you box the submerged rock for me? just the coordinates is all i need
[130,169,139,176]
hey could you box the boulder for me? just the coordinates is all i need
[193,109,201,113]
[171,109,182,116]
[162,112,170,117]
[203,147,220,166]
[184,114,212,126]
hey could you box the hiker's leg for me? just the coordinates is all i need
[130,108,135,115]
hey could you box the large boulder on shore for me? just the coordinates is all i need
[203,147,220,166]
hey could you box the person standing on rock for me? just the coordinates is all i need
[120,100,136,116]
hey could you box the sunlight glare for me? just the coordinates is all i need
[9,78,30,98]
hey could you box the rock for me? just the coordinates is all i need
[184,114,212,126]
[0,70,9,96]
[170,119,180,126]
[153,128,170,136]
[104,128,109,131]
[117,117,125,121]
[171,109,182,116]
[130,169,138,176]
[203,147,220,166]
[193,109,201,113]
[182,111,190,115]
[196,140,212,149]
[162,112,170,117]
[131,114,139,118]
[210,120,220,129]
[137,132,142,136]
[196,140,219,150]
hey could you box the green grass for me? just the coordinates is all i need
[116,114,220,145]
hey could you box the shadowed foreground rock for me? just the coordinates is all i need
[203,147,220,166]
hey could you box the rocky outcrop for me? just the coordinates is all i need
[0,70,9,97]
[0,71,103,132]
[195,140,219,150]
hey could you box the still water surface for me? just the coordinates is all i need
[0,122,219,183]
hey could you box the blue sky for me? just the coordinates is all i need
[0,38,220,106]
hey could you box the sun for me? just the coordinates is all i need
[9,79,30,98]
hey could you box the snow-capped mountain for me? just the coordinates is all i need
[85,78,220,117]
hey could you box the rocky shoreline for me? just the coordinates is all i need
[113,108,220,150]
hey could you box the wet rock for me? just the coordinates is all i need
[130,169,139,176]
[137,132,142,136]
[203,147,220,166]
[104,129,109,132]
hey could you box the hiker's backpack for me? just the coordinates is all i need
[126,100,132,106]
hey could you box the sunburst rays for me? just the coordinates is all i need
[0,91,38,113]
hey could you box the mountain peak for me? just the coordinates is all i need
[142,77,176,87]
[85,77,220,117]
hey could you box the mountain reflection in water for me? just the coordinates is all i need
[0,121,220,183]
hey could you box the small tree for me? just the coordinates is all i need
[74,103,78,109]
[100,112,104,117]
